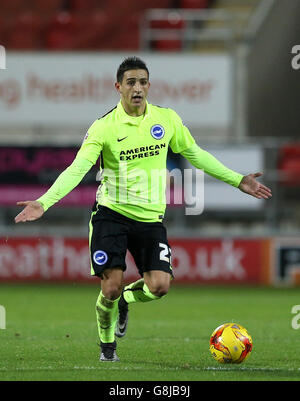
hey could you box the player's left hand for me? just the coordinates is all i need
[238,172,272,199]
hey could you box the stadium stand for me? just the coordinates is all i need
[0,0,212,50]
[6,11,44,50]
[150,11,185,51]
[68,0,101,13]
[0,0,27,15]
[180,0,209,8]
[0,16,6,43]
[31,0,65,13]
[45,11,83,50]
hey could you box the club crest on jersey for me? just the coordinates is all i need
[150,124,165,140]
[93,250,108,266]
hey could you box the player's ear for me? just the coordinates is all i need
[115,82,121,93]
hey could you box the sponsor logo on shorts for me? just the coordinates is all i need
[93,250,108,265]
[150,124,165,140]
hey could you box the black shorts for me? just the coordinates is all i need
[89,204,173,278]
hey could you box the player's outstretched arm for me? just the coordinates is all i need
[238,172,272,199]
[181,145,272,199]
[14,156,94,224]
[15,201,44,223]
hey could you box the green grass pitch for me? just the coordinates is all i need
[1,283,300,381]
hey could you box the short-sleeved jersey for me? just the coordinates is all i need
[77,101,195,222]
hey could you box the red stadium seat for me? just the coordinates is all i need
[140,0,173,8]
[0,0,26,14]
[31,0,64,13]
[180,0,209,8]
[278,144,300,186]
[83,8,140,50]
[102,0,172,19]
[152,39,182,51]
[6,32,37,50]
[44,11,110,50]
[112,13,141,50]
[75,11,110,49]
[0,16,7,44]
[150,12,185,29]
[114,0,173,12]
[44,12,80,50]
[68,0,99,12]
[13,12,43,32]
[6,12,43,49]
[150,11,184,52]
[279,144,300,158]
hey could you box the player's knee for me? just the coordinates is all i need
[105,287,122,300]
[101,268,123,300]
[101,281,123,300]
[145,272,171,298]
[150,283,170,298]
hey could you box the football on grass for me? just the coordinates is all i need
[209,323,253,364]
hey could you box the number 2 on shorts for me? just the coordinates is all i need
[159,242,171,263]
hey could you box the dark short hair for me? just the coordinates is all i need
[116,56,149,83]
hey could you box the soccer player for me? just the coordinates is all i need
[15,57,272,362]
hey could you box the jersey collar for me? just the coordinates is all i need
[116,100,150,125]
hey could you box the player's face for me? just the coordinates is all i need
[115,69,150,116]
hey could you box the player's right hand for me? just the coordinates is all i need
[14,201,44,223]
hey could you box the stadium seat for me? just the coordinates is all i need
[150,11,184,52]
[6,12,43,49]
[45,10,111,50]
[278,144,300,186]
[152,39,182,51]
[102,0,173,19]
[150,11,185,29]
[68,0,99,12]
[0,0,26,14]
[31,0,64,13]
[83,7,140,50]
[127,0,173,11]
[180,0,209,8]
[0,16,7,44]
[279,144,300,158]
[112,13,141,50]
[75,11,110,49]
[44,12,80,50]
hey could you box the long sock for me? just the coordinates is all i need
[95,291,120,343]
[122,278,160,304]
